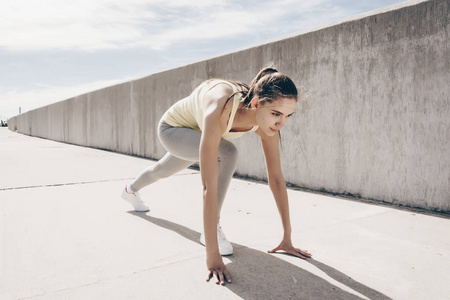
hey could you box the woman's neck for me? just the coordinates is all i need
[232,103,257,130]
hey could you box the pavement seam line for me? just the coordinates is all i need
[0,178,135,191]
[0,172,198,191]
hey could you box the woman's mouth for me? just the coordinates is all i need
[270,127,278,132]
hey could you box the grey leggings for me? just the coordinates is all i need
[130,120,238,218]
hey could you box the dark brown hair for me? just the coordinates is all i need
[218,67,298,111]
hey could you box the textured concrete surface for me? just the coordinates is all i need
[2,129,450,300]
[8,0,450,213]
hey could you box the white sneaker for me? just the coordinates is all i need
[121,186,149,212]
[200,223,233,256]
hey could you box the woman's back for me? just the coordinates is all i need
[162,79,257,139]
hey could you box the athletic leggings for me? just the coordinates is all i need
[130,120,238,218]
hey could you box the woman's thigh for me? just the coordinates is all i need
[158,122,202,162]
[158,121,238,164]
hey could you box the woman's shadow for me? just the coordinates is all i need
[129,212,391,300]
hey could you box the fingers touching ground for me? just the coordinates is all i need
[206,269,231,285]
[268,247,312,259]
[295,248,312,258]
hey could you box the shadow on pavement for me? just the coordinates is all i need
[129,212,392,300]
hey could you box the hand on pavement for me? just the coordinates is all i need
[206,253,231,285]
[268,239,312,259]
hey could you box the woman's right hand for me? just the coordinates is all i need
[206,253,231,285]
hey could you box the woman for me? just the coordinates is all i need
[121,67,312,285]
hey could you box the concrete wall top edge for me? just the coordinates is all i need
[233,0,430,52]
[9,81,134,119]
[104,0,433,88]
[132,0,432,81]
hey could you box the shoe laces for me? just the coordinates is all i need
[128,189,141,198]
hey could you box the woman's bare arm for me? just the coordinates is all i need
[200,83,234,284]
[256,128,312,259]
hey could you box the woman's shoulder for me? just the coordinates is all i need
[202,79,236,99]
[204,79,238,90]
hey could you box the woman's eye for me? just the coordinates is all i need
[272,113,280,116]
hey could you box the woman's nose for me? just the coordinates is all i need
[276,117,286,128]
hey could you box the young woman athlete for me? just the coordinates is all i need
[121,67,312,285]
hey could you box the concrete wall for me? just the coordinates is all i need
[9,0,450,213]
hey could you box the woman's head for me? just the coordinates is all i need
[242,67,298,108]
[244,68,298,136]
[220,67,299,136]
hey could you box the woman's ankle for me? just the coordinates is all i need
[126,184,136,194]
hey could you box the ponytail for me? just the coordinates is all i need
[241,67,298,108]
[220,67,298,112]
[241,67,279,107]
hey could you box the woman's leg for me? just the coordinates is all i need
[129,122,198,192]
[129,121,238,255]
[130,121,238,218]
[129,152,194,192]
[216,139,238,216]
[158,123,238,217]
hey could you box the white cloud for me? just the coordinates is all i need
[0,0,229,52]
[0,0,153,51]
[0,0,326,52]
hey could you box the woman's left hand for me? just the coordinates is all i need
[268,239,312,259]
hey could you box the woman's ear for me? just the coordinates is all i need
[251,97,259,108]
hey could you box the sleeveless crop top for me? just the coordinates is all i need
[161,79,258,139]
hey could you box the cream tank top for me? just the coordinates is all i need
[161,79,258,139]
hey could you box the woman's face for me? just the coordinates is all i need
[254,97,297,136]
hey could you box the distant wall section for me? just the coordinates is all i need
[10,0,450,212]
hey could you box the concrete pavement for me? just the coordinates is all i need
[1,127,449,300]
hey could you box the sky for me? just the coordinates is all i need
[0,0,407,121]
